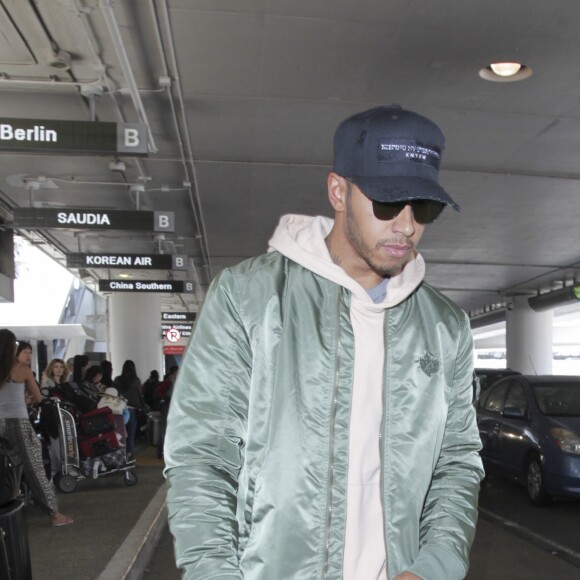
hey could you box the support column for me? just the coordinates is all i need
[108,293,162,382]
[506,296,553,374]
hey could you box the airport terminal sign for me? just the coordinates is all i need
[12,208,174,232]
[67,253,187,270]
[162,322,193,337]
[0,118,148,155]
[99,279,193,293]
[161,311,197,322]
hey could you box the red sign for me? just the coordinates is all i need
[163,345,185,355]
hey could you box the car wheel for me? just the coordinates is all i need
[526,455,551,507]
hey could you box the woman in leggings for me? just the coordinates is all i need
[0,329,73,527]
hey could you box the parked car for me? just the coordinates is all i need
[473,367,521,400]
[476,375,580,506]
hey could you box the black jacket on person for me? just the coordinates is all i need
[112,376,143,409]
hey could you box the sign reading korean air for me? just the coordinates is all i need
[0,118,148,155]
[66,253,187,270]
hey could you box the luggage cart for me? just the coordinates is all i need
[50,398,138,493]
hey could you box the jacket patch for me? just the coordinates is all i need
[418,351,440,377]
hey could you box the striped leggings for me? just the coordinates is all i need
[0,418,59,515]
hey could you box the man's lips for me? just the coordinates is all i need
[381,244,412,258]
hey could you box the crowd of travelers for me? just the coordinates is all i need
[0,327,177,528]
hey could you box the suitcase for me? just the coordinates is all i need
[147,412,162,447]
[79,407,115,437]
[78,431,119,458]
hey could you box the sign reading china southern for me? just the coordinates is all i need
[0,118,148,155]
[12,208,174,232]
[67,253,187,270]
[98,280,194,293]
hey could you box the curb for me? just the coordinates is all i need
[479,508,580,570]
[96,483,167,580]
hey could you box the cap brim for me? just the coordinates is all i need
[350,176,460,211]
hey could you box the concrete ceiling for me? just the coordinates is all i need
[1,0,580,316]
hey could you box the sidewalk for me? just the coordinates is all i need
[25,442,166,580]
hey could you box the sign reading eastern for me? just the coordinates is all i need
[67,253,187,270]
[12,208,174,232]
[0,118,148,155]
[161,311,197,322]
[99,279,193,293]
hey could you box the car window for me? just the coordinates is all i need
[504,382,528,418]
[533,382,580,416]
[483,381,509,413]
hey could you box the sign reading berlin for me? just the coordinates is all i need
[0,118,148,155]
[12,208,175,232]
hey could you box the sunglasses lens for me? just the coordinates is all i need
[372,201,406,221]
[371,200,445,223]
[411,200,446,224]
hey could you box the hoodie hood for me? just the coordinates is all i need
[268,214,425,310]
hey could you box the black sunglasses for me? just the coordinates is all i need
[371,199,446,224]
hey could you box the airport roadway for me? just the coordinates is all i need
[22,442,580,579]
[145,473,580,580]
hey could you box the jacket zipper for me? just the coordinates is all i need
[379,309,389,579]
[322,289,343,579]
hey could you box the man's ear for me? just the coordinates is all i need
[327,173,347,212]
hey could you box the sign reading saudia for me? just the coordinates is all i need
[12,208,175,232]
[0,118,148,155]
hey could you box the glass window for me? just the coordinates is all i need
[483,381,509,414]
[533,382,580,416]
[504,382,528,418]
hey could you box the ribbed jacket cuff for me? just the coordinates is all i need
[406,544,466,580]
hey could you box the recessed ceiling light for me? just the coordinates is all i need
[479,62,532,82]
[118,273,132,279]
[490,62,521,76]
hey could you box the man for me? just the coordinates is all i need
[164,105,484,580]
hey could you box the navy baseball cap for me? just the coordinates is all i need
[333,105,459,211]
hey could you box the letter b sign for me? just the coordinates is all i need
[154,211,175,232]
[172,255,188,270]
[117,123,148,155]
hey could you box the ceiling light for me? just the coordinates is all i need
[118,273,132,279]
[479,62,532,82]
[108,161,126,172]
[490,62,521,77]
[46,49,72,70]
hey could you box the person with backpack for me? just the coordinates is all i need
[0,329,73,527]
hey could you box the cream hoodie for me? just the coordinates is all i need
[269,215,426,580]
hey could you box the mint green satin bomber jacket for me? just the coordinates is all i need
[164,251,484,580]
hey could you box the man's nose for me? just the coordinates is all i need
[391,204,415,236]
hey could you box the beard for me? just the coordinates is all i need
[345,193,409,278]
